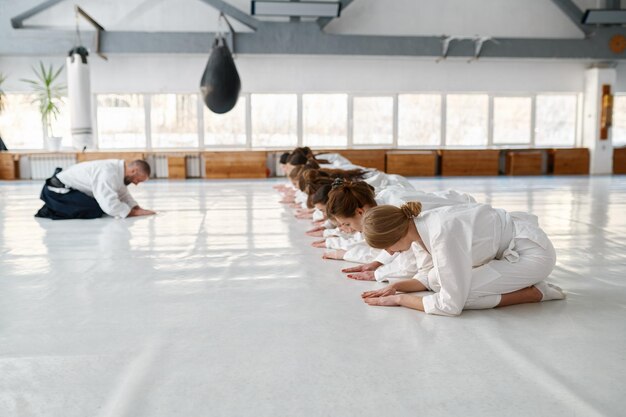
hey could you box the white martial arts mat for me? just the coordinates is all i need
[0,177,624,417]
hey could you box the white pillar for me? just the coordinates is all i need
[583,66,616,174]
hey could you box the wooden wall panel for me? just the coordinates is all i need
[505,151,543,175]
[325,149,387,171]
[613,148,626,174]
[77,152,145,163]
[0,153,19,180]
[167,156,186,179]
[440,150,500,176]
[548,148,590,175]
[386,151,437,176]
[203,151,268,179]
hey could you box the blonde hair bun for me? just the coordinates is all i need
[400,201,422,219]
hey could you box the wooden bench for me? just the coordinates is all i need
[0,153,19,180]
[614,147,626,174]
[319,149,387,172]
[505,150,544,175]
[77,152,145,163]
[385,150,438,176]
[203,151,268,179]
[167,156,187,179]
[440,150,500,176]
[548,148,590,175]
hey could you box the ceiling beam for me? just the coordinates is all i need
[91,23,623,59]
[10,0,67,29]
[317,0,354,29]
[549,0,593,37]
[195,0,260,31]
[606,0,620,9]
[5,19,624,60]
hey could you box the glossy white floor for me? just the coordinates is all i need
[1,176,625,417]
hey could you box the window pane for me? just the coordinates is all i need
[0,94,43,149]
[398,94,441,146]
[97,94,146,149]
[353,96,393,145]
[493,97,532,145]
[611,95,626,147]
[151,94,198,148]
[251,94,297,147]
[445,94,488,146]
[535,95,577,147]
[52,98,71,148]
[303,94,347,147]
[204,96,246,146]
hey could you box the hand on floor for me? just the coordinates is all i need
[363,295,401,307]
[322,249,346,260]
[362,286,396,299]
[129,207,156,217]
[306,229,324,237]
[347,271,376,281]
[342,261,382,273]
[311,239,327,248]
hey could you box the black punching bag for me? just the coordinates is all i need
[200,37,241,114]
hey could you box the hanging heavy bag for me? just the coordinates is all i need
[200,35,241,114]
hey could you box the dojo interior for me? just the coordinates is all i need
[1,1,625,416]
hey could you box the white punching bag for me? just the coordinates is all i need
[66,47,94,150]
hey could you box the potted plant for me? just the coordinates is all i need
[21,62,66,151]
[0,73,7,151]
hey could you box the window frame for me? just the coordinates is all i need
[533,92,579,149]
[443,92,490,148]
[350,93,396,148]
[396,92,444,149]
[490,94,535,148]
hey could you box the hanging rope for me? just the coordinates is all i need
[217,12,236,54]
[74,6,83,48]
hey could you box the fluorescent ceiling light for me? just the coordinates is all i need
[582,9,626,24]
[251,1,341,17]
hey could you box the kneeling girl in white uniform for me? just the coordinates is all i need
[361,202,565,316]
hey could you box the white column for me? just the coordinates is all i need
[582,66,616,174]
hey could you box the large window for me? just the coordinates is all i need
[611,95,626,147]
[535,94,577,147]
[3,90,592,151]
[97,94,146,149]
[353,96,393,145]
[151,94,198,148]
[251,94,297,147]
[398,94,441,146]
[204,96,247,146]
[446,94,489,146]
[493,97,532,145]
[0,94,43,149]
[302,94,348,147]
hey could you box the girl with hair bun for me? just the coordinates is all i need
[361,202,565,316]
[322,180,479,282]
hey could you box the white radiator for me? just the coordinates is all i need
[153,155,169,178]
[186,155,201,178]
[29,154,77,180]
[269,152,285,177]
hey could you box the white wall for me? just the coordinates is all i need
[0,54,589,94]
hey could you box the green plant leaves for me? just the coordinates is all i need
[20,61,67,137]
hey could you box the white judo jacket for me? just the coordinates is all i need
[343,189,478,282]
[56,159,138,218]
[413,203,551,316]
